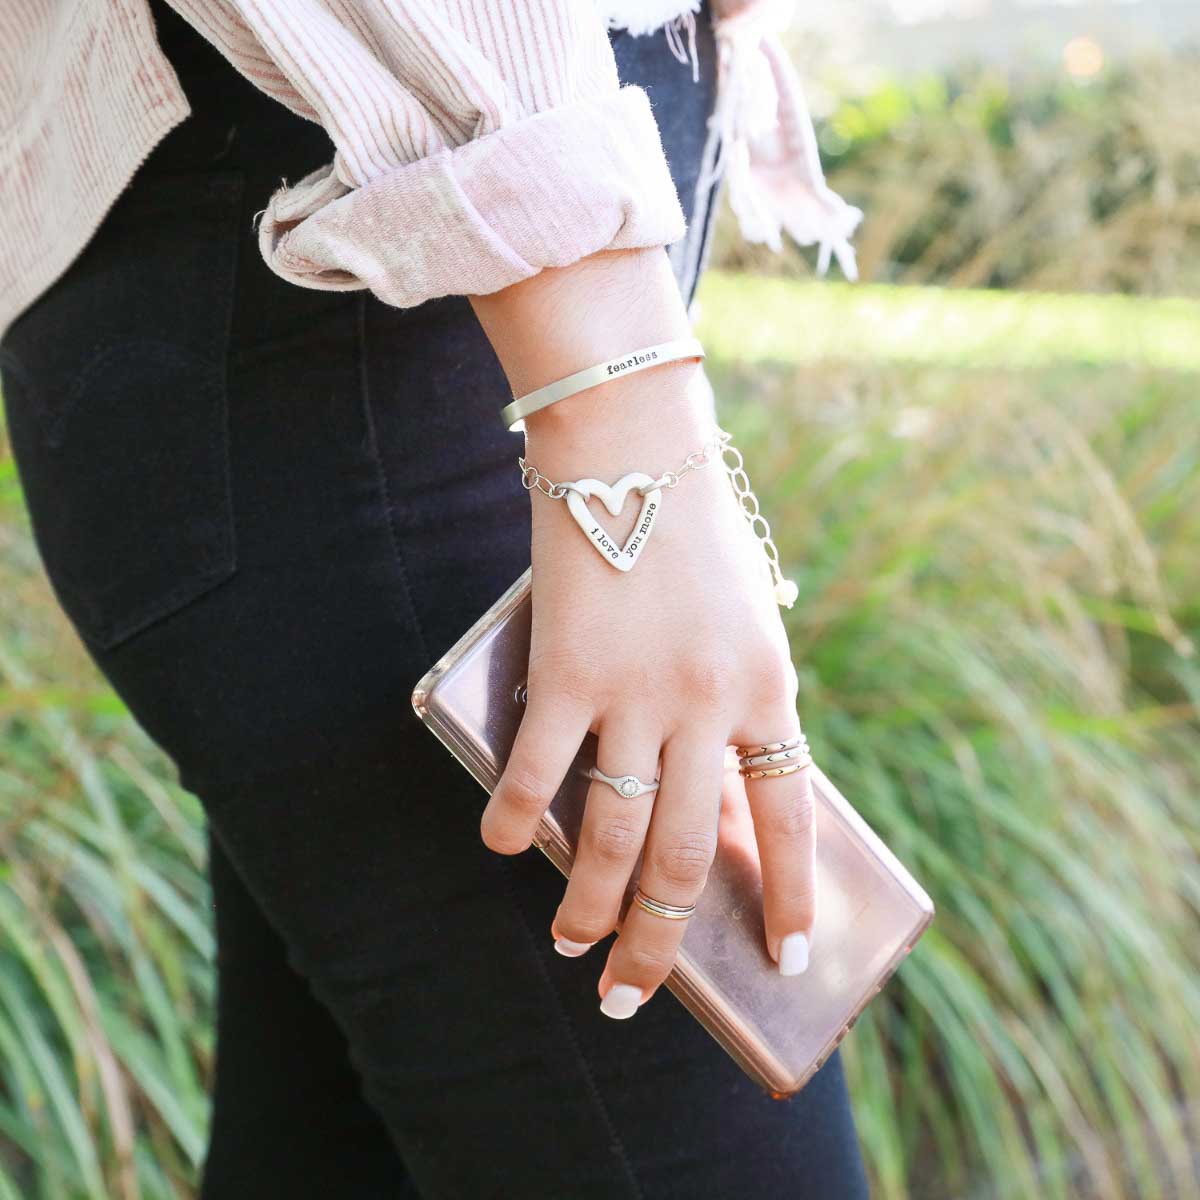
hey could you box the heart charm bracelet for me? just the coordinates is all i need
[518,426,800,608]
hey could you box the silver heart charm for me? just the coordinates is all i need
[562,472,662,571]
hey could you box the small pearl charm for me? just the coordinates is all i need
[775,577,799,608]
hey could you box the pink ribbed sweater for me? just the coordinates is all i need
[0,0,862,339]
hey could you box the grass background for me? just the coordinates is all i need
[2,42,1199,1200]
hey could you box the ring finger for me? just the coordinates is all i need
[597,725,728,1018]
[551,710,663,956]
[732,713,817,976]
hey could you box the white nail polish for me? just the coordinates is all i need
[779,932,810,976]
[600,983,642,1019]
[554,937,593,958]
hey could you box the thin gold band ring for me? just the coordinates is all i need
[632,886,696,921]
[740,758,812,781]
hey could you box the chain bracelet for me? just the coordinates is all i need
[518,428,733,500]
[518,424,798,607]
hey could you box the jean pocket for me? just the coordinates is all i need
[0,171,244,651]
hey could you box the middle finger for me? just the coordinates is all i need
[597,725,728,1019]
[551,709,663,956]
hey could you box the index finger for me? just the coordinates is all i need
[481,686,595,855]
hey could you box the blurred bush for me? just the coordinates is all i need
[0,440,213,1198]
[702,332,1200,1200]
[714,49,1200,295]
[705,49,1200,1192]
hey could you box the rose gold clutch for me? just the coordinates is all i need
[411,568,934,1099]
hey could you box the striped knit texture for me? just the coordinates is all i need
[0,0,855,334]
[0,0,702,333]
[0,0,190,336]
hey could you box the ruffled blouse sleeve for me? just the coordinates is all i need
[707,0,863,279]
[164,0,688,306]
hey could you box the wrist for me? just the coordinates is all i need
[470,243,721,494]
[520,359,717,480]
[469,245,693,405]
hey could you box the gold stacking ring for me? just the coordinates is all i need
[734,733,812,780]
[632,886,696,921]
[740,760,811,780]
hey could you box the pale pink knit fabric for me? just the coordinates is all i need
[0,0,192,339]
[161,1,689,305]
[0,0,860,338]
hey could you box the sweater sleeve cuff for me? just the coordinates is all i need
[255,84,687,308]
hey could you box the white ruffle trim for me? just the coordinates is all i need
[597,0,704,84]
[703,0,863,279]
[598,0,863,279]
[596,0,702,38]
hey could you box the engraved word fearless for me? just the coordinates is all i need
[606,349,659,377]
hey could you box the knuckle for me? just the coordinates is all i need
[529,651,601,708]
[480,819,527,856]
[771,788,816,839]
[559,910,615,943]
[770,882,817,928]
[746,648,798,707]
[679,655,737,709]
[498,762,556,817]
[776,880,817,914]
[624,944,676,980]
[586,816,645,866]
[652,831,717,888]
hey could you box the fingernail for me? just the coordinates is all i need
[779,932,810,976]
[600,983,643,1020]
[554,937,593,958]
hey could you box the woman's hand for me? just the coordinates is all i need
[469,246,815,1017]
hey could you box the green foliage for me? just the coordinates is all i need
[715,50,1200,296]
[0,449,212,1199]
[696,272,1200,373]
[696,273,1200,1198]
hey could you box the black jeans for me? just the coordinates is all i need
[0,4,870,1196]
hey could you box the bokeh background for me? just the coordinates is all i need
[2,1,1198,1196]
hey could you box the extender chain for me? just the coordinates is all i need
[716,429,800,609]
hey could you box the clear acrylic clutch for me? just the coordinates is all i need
[411,567,934,1098]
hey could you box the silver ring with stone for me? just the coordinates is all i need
[587,765,660,799]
